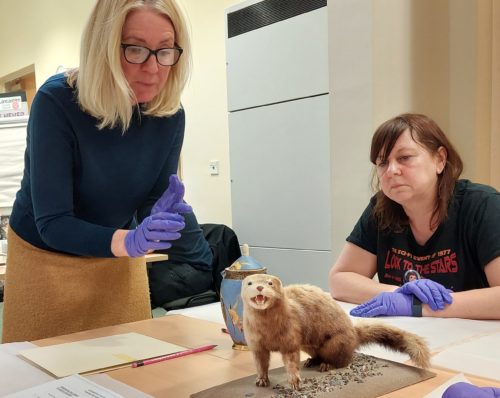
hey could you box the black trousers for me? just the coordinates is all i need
[147,261,213,308]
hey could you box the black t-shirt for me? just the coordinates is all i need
[347,180,500,291]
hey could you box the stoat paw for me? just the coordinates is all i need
[303,357,321,368]
[289,373,301,390]
[255,375,270,387]
[319,362,331,372]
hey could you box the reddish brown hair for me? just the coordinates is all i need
[370,113,463,232]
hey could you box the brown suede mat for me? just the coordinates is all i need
[3,228,151,343]
[191,353,436,398]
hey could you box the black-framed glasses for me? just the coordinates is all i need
[121,43,183,66]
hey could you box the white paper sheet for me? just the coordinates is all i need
[432,333,500,381]
[171,300,500,368]
[4,374,123,398]
[349,310,500,352]
[86,374,153,398]
[19,332,187,378]
[423,373,470,398]
[341,302,500,366]
[0,342,152,397]
[169,302,224,324]
[0,342,55,396]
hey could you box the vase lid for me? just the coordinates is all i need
[229,244,264,270]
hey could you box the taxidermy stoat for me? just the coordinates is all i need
[241,274,430,391]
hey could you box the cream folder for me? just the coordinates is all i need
[19,332,186,378]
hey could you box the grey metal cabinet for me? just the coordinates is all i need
[226,0,332,288]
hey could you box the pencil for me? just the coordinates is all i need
[131,344,217,368]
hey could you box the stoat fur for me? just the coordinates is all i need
[241,274,430,390]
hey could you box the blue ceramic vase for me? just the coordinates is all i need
[220,244,267,350]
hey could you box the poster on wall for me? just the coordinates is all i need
[0,91,29,123]
[0,119,27,212]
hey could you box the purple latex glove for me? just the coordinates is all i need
[151,174,192,215]
[125,212,185,257]
[350,292,412,317]
[442,382,500,398]
[395,279,453,311]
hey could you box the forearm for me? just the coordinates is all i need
[38,215,117,257]
[423,286,500,320]
[111,229,129,257]
[329,271,397,304]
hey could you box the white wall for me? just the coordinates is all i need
[178,0,240,226]
[0,1,94,86]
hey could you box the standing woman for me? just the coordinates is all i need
[3,0,192,342]
[329,113,500,320]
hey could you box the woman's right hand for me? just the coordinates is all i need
[125,212,185,258]
[395,279,453,311]
[151,174,192,215]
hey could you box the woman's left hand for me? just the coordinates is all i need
[395,279,453,311]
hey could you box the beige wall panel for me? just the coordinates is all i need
[492,1,500,190]
[474,0,493,185]
[449,0,477,180]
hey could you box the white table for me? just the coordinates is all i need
[171,300,500,382]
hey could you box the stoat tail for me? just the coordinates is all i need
[354,322,430,369]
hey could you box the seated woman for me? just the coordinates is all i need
[328,113,500,320]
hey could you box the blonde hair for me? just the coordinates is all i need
[67,0,191,131]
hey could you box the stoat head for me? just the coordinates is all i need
[241,274,283,310]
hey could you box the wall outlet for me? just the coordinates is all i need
[208,160,219,175]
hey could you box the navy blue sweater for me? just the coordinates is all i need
[10,73,212,269]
